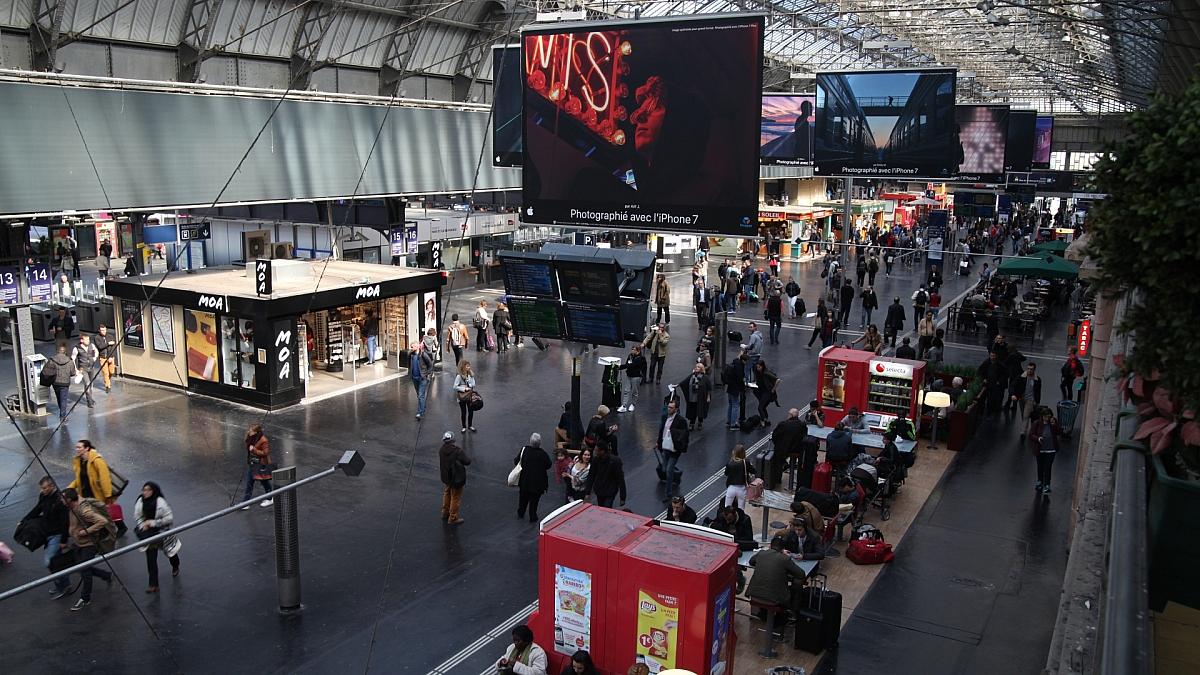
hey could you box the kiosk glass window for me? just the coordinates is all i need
[821,359,848,410]
[221,316,257,389]
[184,310,220,382]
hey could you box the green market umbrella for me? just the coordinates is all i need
[996,254,1079,280]
[1030,239,1069,255]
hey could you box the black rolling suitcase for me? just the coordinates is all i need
[796,573,842,650]
[793,599,825,654]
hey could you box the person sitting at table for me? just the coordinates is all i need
[664,495,697,524]
[706,505,757,551]
[770,408,808,489]
[747,535,809,646]
[834,478,865,541]
[875,430,910,480]
[824,421,855,473]
[803,400,825,428]
[887,409,917,441]
[843,407,869,432]
[778,516,825,561]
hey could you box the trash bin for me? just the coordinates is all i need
[76,300,100,333]
[1057,400,1080,436]
[30,304,55,341]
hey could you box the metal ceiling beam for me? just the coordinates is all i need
[451,2,521,102]
[177,0,225,82]
[378,0,425,97]
[290,0,342,89]
[29,0,68,72]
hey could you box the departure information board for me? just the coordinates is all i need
[556,259,618,306]
[563,303,623,347]
[507,297,565,340]
[501,252,558,299]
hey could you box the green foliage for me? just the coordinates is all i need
[956,378,983,412]
[1088,76,1200,409]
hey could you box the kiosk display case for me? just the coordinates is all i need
[816,347,925,425]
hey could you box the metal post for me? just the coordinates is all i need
[842,177,853,271]
[570,353,583,449]
[273,466,302,614]
[713,311,728,386]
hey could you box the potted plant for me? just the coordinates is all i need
[1090,74,1200,611]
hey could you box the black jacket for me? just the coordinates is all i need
[438,441,471,487]
[708,508,756,550]
[22,489,69,538]
[771,417,808,457]
[658,414,690,454]
[1009,374,1043,403]
[860,289,878,310]
[585,416,616,450]
[724,458,755,487]
[514,445,552,494]
[825,429,855,463]
[665,504,697,524]
[840,285,854,307]
[977,358,1010,389]
[619,353,647,379]
[781,527,825,560]
[884,302,906,331]
[584,453,626,501]
[895,344,917,359]
[677,372,712,404]
[723,361,745,395]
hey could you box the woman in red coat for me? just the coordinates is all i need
[241,424,274,508]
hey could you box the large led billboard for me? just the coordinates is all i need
[814,68,957,179]
[492,45,522,167]
[1005,109,1036,173]
[1033,115,1054,168]
[520,14,764,235]
[951,104,1009,183]
[761,94,815,166]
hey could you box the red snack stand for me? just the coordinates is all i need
[816,347,926,426]
[529,504,738,675]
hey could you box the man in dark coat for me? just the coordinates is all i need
[747,535,809,648]
[779,517,825,560]
[676,364,712,430]
[514,433,552,522]
[707,506,756,550]
[770,408,808,489]
[884,297,906,348]
[838,280,854,328]
[977,352,1010,416]
[657,400,690,501]
[584,443,626,508]
[18,476,72,597]
[438,432,471,524]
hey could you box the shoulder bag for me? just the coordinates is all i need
[507,448,524,487]
[744,460,764,501]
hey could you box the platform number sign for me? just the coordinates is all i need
[254,259,271,296]
[0,266,19,305]
[26,263,52,302]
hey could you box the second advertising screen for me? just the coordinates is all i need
[521,15,764,235]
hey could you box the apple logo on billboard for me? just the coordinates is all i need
[526,206,534,216]
[739,216,753,229]
[875,363,886,373]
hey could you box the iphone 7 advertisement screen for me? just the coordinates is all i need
[814,68,957,179]
[951,104,1009,183]
[761,94,815,166]
[520,14,764,235]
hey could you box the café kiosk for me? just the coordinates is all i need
[528,502,738,675]
[106,259,444,409]
[815,346,926,428]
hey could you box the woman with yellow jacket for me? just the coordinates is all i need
[68,439,125,535]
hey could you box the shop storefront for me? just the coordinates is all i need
[107,259,444,409]
[811,200,887,242]
[757,206,835,257]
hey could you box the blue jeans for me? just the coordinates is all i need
[861,307,873,327]
[366,335,377,363]
[769,320,782,344]
[243,466,273,501]
[53,384,69,418]
[44,534,69,591]
[745,355,759,382]
[662,451,681,498]
[726,392,742,427]
[414,377,428,416]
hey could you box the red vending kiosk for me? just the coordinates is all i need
[529,502,654,674]
[816,347,925,426]
[612,522,739,675]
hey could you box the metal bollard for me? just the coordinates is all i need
[272,466,302,614]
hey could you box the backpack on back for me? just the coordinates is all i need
[82,498,119,553]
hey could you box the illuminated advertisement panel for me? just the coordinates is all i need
[760,94,815,166]
[950,104,1009,183]
[814,68,957,179]
[521,14,764,235]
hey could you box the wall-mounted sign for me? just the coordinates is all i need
[179,221,212,241]
[273,319,296,391]
[121,299,144,349]
[1077,319,1091,357]
[430,241,443,269]
[0,266,20,305]
[389,228,406,257]
[150,304,174,354]
[26,263,52,302]
[254,259,272,296]
[196,294,227,312]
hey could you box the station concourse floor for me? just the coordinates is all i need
[0,250,1075,674]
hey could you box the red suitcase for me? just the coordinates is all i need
[812,461,833,493]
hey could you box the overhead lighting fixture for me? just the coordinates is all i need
[1062,34,1072,42]
[789,72,816,80]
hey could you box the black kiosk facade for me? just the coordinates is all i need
[107,260,444,409]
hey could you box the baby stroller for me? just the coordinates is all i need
[849,456,902,522]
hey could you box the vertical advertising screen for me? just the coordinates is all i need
[814,68,957,179]
[521,15,764,235]
[492,44,523,167]
[1005,109,1036,173]
[1033,115,1054,168]
[951,104,1008,183]
[760,94,815,166]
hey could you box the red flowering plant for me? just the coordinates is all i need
[1117,354,1200,479]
